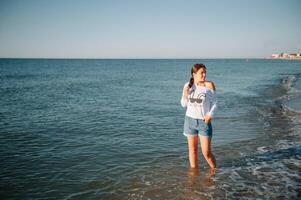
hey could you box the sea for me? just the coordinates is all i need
[0,59,300,200]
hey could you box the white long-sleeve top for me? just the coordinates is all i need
[181,82,217,119]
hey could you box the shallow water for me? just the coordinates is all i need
[0,59,300,199]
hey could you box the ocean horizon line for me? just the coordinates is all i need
[0,57,264,60]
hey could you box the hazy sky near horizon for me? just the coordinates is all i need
[0,0,300,58]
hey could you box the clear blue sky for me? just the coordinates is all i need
[0,0,300,58]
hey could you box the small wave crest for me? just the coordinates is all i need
[281,74,301,114]
[281,74,298,91]
[258,73,301,119]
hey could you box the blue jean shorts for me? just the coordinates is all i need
[183,116,213,138]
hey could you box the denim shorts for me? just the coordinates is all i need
[183,116,213,138]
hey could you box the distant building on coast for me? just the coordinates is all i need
[270,52,301,60]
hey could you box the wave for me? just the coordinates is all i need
[207,73,301,199]
[278,73,301,112]
[210,140,301,200]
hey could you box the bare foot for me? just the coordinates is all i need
[208,167,216,176]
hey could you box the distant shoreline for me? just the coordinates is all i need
[266,57,301,61]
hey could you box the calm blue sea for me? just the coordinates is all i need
[0,59,300,199]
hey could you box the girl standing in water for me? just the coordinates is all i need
[181,64,217,169]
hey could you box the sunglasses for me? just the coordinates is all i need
[189,98,203,103]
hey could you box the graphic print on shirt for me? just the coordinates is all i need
[189,87,206,105]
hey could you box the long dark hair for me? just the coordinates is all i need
[188,64,206,88]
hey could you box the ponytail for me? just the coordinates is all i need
[188,77,194,88]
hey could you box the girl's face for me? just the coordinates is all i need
[193,68,206,83]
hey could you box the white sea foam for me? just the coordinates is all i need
[210,142,300,199]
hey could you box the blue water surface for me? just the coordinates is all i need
[1,59,300,199]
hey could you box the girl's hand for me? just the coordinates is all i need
[183,85,190,99]
[204,115,212,124]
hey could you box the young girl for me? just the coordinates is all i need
[181,64,217,169]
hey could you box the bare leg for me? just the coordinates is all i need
[187,136,199,168]
[200,136,216,169]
